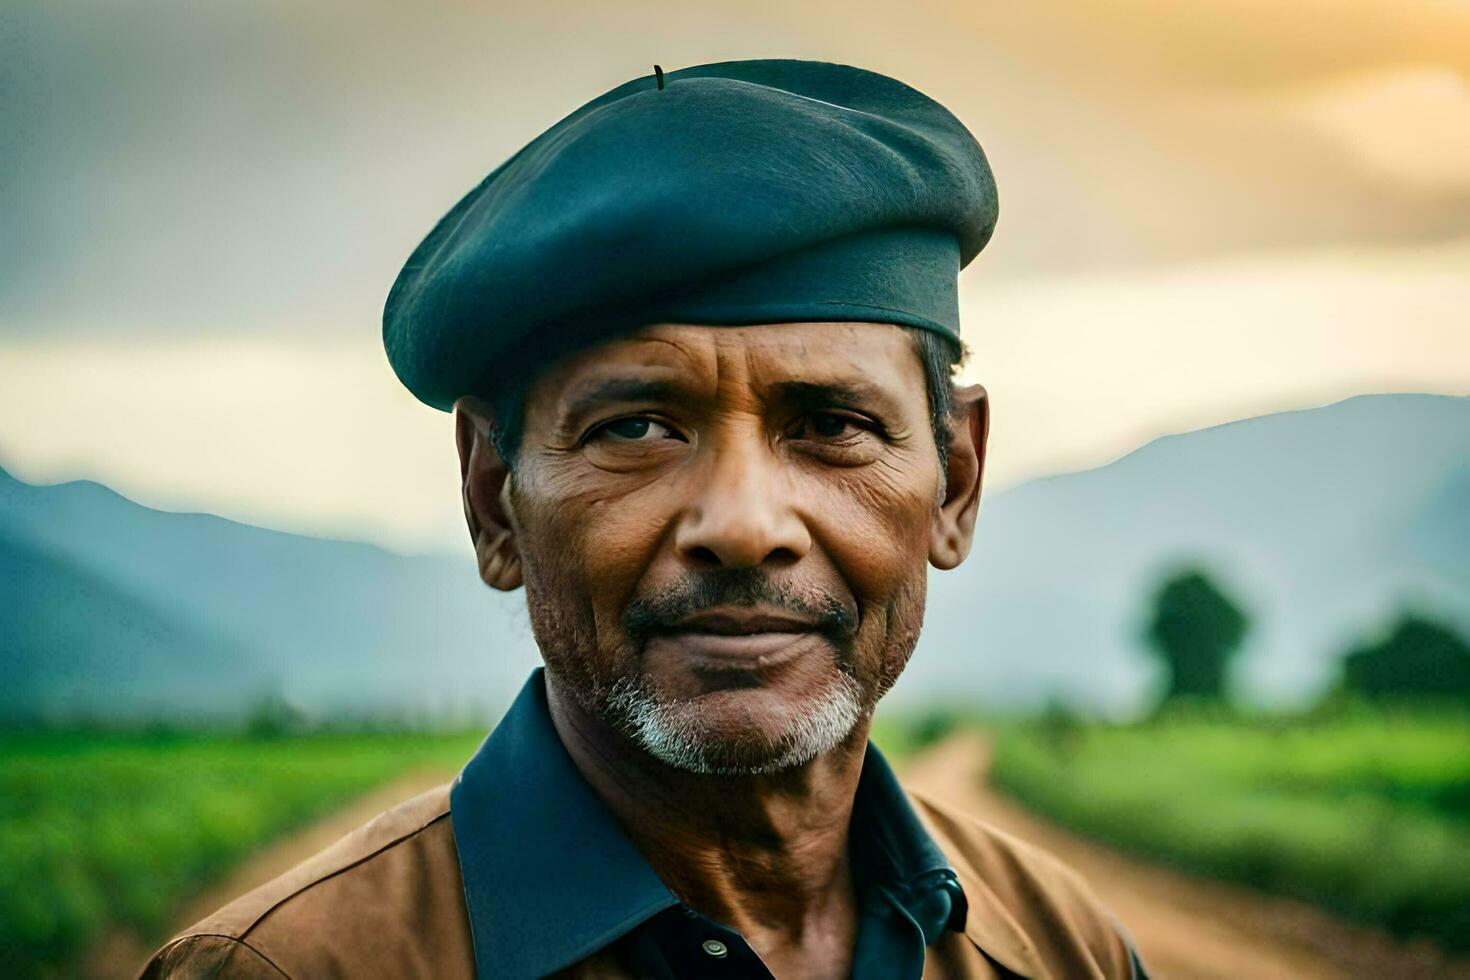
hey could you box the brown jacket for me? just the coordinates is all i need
[141,669,1141,979]
[140,781,1138,979]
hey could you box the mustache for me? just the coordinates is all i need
[622,568,856,645]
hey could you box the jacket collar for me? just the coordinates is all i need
[907,789,1043,978]
[450,667,971,979]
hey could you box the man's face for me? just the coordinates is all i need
[466,321,981,775]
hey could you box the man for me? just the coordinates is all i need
[143,59,1147,979]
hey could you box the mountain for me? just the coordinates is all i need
[898,393,1470,713]
[1400,460,1470,582]
[2,393,1466,719]
[0,527,255,720]
[0,468,541,720]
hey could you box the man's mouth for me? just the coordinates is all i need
[652,606,824,668]
[669,608,821,635]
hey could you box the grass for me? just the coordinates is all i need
[0,729,484,979]
[988,705,1470,952]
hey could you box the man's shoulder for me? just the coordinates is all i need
[903,785,1143,979]
[140,782,475,980]
[171,782,456,941]
[902,783,1107,912]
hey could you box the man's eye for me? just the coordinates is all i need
[589,417,683,442]
[800,412,862,439]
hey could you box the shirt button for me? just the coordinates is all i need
[701,939,729,958]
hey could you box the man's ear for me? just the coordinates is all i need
[454,396,523,591]
[930,383,989,570]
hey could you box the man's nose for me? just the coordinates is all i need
[673,435,812,569]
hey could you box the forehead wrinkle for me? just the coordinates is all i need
[623,330,709,362]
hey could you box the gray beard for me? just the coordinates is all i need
[600,669,868,776]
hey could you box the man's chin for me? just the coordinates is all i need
[601,670,867,776]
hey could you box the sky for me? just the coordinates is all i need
[2,0,1468,553]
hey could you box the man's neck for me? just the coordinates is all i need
[544,672,871,976]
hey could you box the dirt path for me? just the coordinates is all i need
[899,730,1470,980]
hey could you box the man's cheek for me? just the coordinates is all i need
[824,511,927,603]
[571,509,670,644]
[579,480,683,563]
[812,468,933,561]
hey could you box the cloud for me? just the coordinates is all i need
[1271,65,1470,192]
[5,0,1469,339]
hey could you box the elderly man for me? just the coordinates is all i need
[143,59,1147,979]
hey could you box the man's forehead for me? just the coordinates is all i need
[567,320,911,373]
[529,321,924,407]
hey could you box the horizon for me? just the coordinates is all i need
[3,390,1461,558]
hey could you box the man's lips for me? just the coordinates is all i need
[648,607,824,668]
[666,607,823,636]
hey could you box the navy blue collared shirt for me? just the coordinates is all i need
[450,667,968,979]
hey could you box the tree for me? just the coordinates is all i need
[244,685,308,738]
[1340,613,1470,703]
[1144,567,1250,703]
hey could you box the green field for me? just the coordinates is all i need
[10,708,1465,976]
[989,707,1470,952]
[0,729,484,978]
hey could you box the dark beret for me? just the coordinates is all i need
[384,58,997,411]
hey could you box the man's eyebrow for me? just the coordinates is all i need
[561,378,688,417]
[769,379,903,413]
